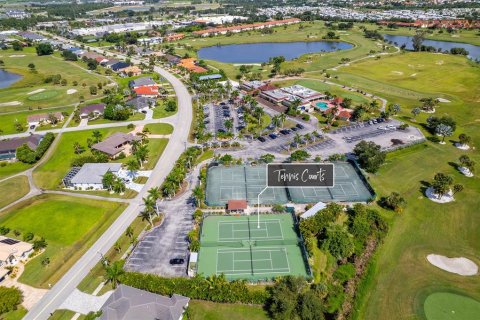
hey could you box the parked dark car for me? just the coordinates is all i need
[170,258,185,265]
[296,123,305,129]
[269,133,278,139]
[258,136,266,142]
[290,127,298,132]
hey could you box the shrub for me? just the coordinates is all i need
[120,272,268,304]
[23,232,34,242]
[33,238,48,250]
[333,263,356,284]
[0,286,23,313]
[0,226,10,235]
[379,192,406,212]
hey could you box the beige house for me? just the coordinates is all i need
[0,236,33,267]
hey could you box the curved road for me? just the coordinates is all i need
[24,65,192,319]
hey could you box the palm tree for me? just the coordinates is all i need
[253,106,264,126]
[114,242,121,253]
[73,142,83,154]
[126,159,140,178]
[102,172,115,192]
[113,179,126,194]
[147,187,161,214]
[224,119,233,132]
[131,139,141,153]
[92,130,102,143]
[294,133,303,147]
[279,113,287,128]
[141,197,155,226]
[192,186,204,207]
[125,226,133,238]
[135,144,149,168]
[104,260,124,289]
[272,115,281,129]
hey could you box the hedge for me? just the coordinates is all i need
[120,272,268,304]
[16,132,55,164]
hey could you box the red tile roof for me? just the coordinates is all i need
[134,85,158,96]
[193,18,301,36]
[227,200,247,210]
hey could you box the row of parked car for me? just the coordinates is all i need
[257,123,308,143]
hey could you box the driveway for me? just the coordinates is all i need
[58,289,112,315]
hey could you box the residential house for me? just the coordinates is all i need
[111,62,131,72]
[178,58,208,74]
[164,54,181,66]
[92,132,141,158]
[164,33,184,42]
[198,74,222,81]
[104,59,120,67]
[126,96,156,112]
[0,237,33,267]
[119,66,142,77]
[63,163,122,190]
[0,135,43,160]
[192,18,301,37]
[138,37,163,45]
[79,103,106,119]
[129,77,157,89]
[99,284,190,320]
[134,86,159,98]
[18,31,46,42]
[27,112,64,126]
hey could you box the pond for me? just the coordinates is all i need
[383,34,480,60]
[0,69,22,89]
[197,41,354,63]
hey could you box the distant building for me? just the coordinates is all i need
[99,284,190,320]
[18,32,46,42]
[111,62,131,72]
[163,54,181,66]
[92,132,141,158]
[198,74,222,81]
[134,86,159,98]
[138,37,163,45]
[178,58,208,73]
[126,96,156,112]
[193,18,301,37]
[164,33,185,42]
[119,65,142,77]
[0,237,33,268]
[63,163,122,190]
[0,135,43,161]
[5,10,30,19]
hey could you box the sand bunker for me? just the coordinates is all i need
[9,54,26,58]
[391,71,404,75]
[437,98,451,103]
[0,101,22,106]
[425,187,454,203]
[455,142,470,150]
[67,89,77,95]
[27,88,45,95]
[427,254,478,276]
[458,166,474,177]
[410,73,417,77]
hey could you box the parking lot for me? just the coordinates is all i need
[124,190,195,277]
[203,100,242,137]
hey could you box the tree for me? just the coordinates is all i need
[147,187,161,214]
[92,130,103,143]
[126,159,140,178]
[322,224,354,260]
[388,104,400,115]
[432,173,453,198]
[73,141,85,154]
[266,276,307,320]
[453,184,464,195]
[435,124,453,143]
[260,153,275,163]
[142,197,155,226]
[192,186,204,207]
[458,133,471,147]
[420,98,439,112]
[113,179,126,194]
[411,107,421,120]
[380,192,407,212]
[33,237,48,250]
[353,141,386,173]
[104,260,125,289]
[114,242,121,253]
[125,226,134,238]
[36,43,53,56]
[459,155,475,173]
[298,290,325,320]
[165,99,177,112]
[290,150,310,162]
[62,50,78,61]
[224,118,233,132]
[102,172,116,191]
[28,63,36,71]
[412,30,425,51]
[272,115,281,129]
[0,286,23,314]
[90,85,98,95]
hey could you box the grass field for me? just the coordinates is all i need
[188,300,268,320]
[143,123,174,135]
[0,194,126,288]
[423,292,480,320]
[33,127,130,189]
[139,138,168,170]
[0,175,29,209]
[342,51,480,319]
[0,161,32,180]
[0,48,110,113]
[152,100,178,119]
[0,106,73,134]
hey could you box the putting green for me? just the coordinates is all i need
[27,90,59,101]
[424,292,480,320]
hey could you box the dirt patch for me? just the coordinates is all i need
[67,89,78,95]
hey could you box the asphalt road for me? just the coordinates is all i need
[24,64,192,319]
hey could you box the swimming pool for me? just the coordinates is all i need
[315,102,329,111]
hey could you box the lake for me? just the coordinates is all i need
[383,34,480,60]
[0,69,22,89]
[197,41,354,63]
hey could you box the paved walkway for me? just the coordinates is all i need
[58,289,113,315]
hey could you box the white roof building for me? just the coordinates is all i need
[301,201,327,219]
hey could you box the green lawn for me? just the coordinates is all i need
[188,300,269,320]
[1,306,28,320]
[0,161,32,180]
[0,48,110,113]
[345,51,480,320]
[152,101,177,119]
[144,123,174,135]
[0,194,126,288]
[0,106,73,134]
[196,149,214,164]
[33,127,130,189]
[0,175,29,209]
[141,138,168,170]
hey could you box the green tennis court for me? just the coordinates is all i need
[197,214,310,281]
[205,162,374,206]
